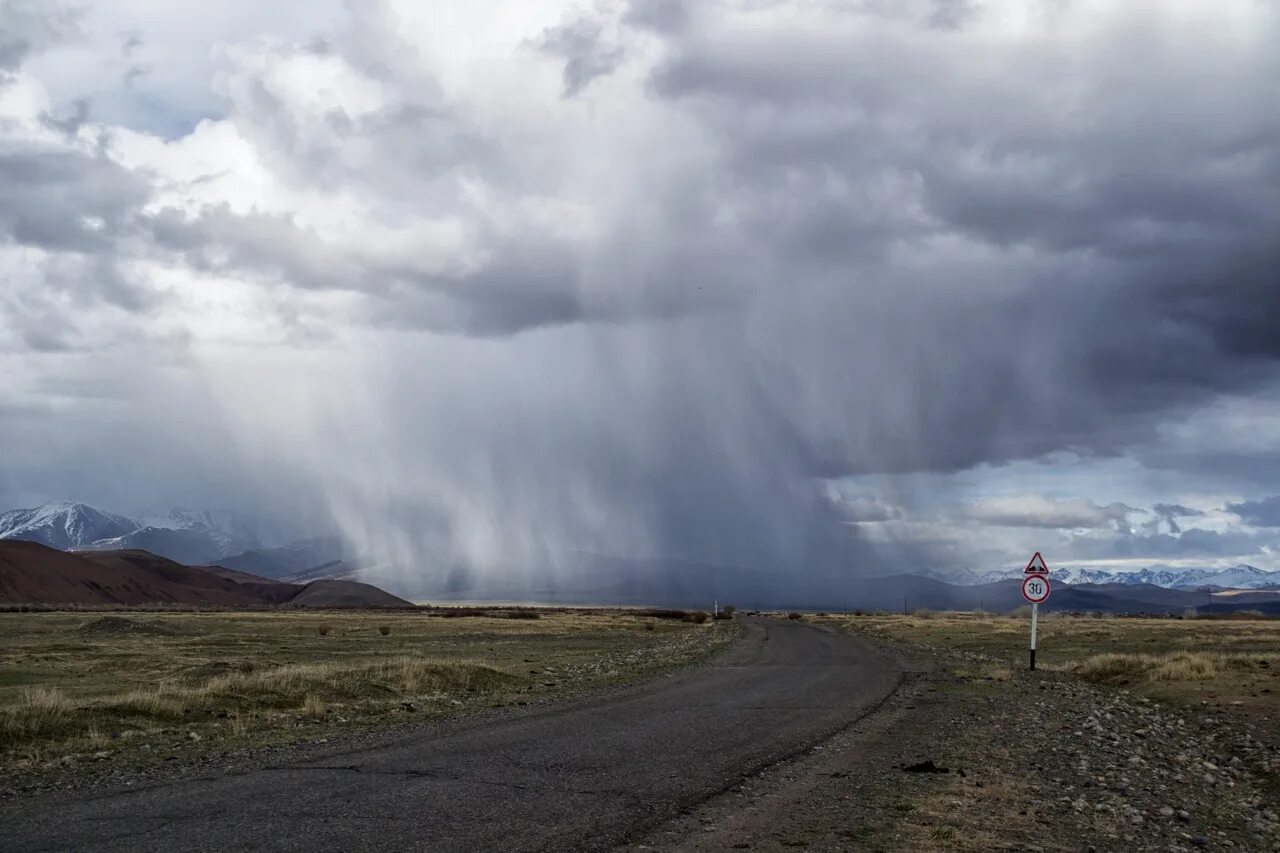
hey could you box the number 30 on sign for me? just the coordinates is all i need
[1021,574,1051,604]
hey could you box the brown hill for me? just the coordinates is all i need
[0,541,410,609]
[83,549,300,605]
[285,579,414,609]
[201,565,276,584]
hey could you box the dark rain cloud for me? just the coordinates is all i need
[0,0,80,72]
[1149,503,1204,535]
[535,16,625,97]
[4,1,1280,586]
[1227,496,1280,528]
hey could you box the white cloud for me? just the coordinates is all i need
[959,495,1140,530]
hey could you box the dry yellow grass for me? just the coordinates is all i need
[301,694,326,718]
[814,612,1280,711]
[1071,650,1270,685]
[0,608,729,778]
[2,658,515,748]
[0,688,72,740]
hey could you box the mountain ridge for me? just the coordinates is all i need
[0,501,139,550]
[0,540,412,609]
[925,563,1280,590]
[0,501,298,567]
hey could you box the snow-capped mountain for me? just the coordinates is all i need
[0,500,282,565]
[126,507,281,559]
[132,508,287,552]
[0,501,139,549]
[932,563,1280,590]
[1049,566,1123,586]
[88,526,259,565]
[921,567,1009,586]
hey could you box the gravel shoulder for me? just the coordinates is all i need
[624,618,1280,853]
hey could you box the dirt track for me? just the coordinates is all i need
[0,617,901,852]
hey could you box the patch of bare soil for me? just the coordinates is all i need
[623,642,1280,852]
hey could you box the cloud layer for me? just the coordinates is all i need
[3,0,1280,593]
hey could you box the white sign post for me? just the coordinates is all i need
[1021,553,1052,671]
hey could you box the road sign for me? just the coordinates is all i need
[1021,574,1051,603]
[1021,568,1052,671]
[1024,551,1050,574]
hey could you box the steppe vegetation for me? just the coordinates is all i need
[0,608,730,781]
[816,610,1280,711]
[764,611,1280,852]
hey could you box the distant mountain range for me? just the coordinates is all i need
[0,501,317,570]
[0,539,412,608]
[3,502,1278,606]
[929,564,1280,590]
[2,529,1279,616]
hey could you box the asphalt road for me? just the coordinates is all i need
[1,617,901,852]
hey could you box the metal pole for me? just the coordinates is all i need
[1030,601,1039,671]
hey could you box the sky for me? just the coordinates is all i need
[2,0,1280,594]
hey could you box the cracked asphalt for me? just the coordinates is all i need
[0,617,901,852]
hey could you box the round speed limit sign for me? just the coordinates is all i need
[1021,574,1051,604]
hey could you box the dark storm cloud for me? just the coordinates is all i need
[39,97,91,135]
[535,17,625,97]
[146,206,599,335]
[1150,503,1204,535]
[1064,527,1269,562]
[6,2,1280,589]
[627,1,1280,482]
[1227,496,1280,528]
[623,0,687,34]
[0,148,149,252]
[0,0,81,71]
[0,144,157,351]
[925,0,977,31]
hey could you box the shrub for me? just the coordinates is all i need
[686,610,710,624]
[504,609,541,620]
[714,605,736,621]
[912,608,934,619]
[378,625,391,636]
[317,624,330,637]
[100,689,184,720]
[787,612,802,620]
[0,688,72,739]
[1074,651,1228,684]
[1006,606,1033,619]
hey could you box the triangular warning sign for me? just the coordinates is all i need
[1024,552,1050,574]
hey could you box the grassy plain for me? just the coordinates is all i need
[0,608,729,780]
[813,611,1280,712]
